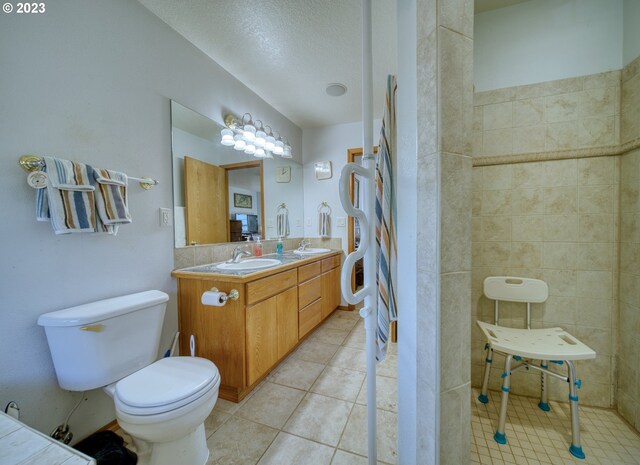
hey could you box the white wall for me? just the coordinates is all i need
[302,119,382,257]
[474,0,623,91]
[263,160,304,240]
[0,0,301,440]
[624,0,640,65]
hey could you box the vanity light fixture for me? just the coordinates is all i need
[221,113,292,159]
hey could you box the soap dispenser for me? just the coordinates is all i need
[276,238,283,255]
[254,237,263,257]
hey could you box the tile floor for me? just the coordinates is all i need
[471,388,640,465]
[115,309,640,465]
[118,310,398,465]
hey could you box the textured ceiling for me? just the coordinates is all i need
[138,0,397,129]
[140,0,528,129]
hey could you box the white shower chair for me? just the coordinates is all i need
[476,276,596,460]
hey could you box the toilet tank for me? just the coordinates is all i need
[37,290,169,391]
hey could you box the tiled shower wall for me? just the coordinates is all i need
[617,54,640,429]
[619,148,640,429]
[472,56,640,413]
[471,157,619,408]
[473,71,620,156]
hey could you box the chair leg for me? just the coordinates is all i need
[478,345,493,404]
[566,360,585,459]
[494,354,513,445]
[538,360,550,411]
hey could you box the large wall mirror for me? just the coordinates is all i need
[171,101,304,247]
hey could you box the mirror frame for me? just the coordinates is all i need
[221,159,265,242]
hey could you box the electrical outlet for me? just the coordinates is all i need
[296,218,302,227]
[337,217,346,227]
[267,219,275,228]
[306,218,312,227]
[159,208,172,227]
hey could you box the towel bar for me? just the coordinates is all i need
[19,155,159,189]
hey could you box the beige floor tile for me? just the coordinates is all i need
[309,326,351,345]
[331,449,389,465]
[342,327,366,349]
[356,376,397,413]
[268,357,325,390]
[206,416,278,465]
[339,405,398,465]
[291,339,340,364]
[376,354,397,379]
[311,366,366,402]
[322,311,360,331]
[257,432,335,465]
[283,392,353,446]
[204,409,231,438]
[236,382,305,429]
[329,346,367,372]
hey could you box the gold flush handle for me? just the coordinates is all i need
[80,324,105,332]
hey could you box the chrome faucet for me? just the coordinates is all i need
[299,239,311,251]
[229,245,252,263]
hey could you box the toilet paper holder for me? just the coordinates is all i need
[210,287,239,303]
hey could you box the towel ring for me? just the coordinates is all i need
[318,201,332,214]
[277,202,289,215]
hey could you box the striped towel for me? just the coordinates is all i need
[42,157,97,235]
[318,212,330,237]
[276,212,289,238]
[93,168,132,225]
[375,75,398,362]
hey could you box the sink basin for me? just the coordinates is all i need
[293,248,332,255]
[216,258,282,271]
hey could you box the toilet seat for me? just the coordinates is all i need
[115,357,219,416]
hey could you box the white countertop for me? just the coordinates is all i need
[0,412,95,465]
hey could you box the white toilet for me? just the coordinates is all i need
[37,290,220,465]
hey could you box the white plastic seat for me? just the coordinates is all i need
[476,276,596,460]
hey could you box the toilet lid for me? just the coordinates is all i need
[115,357,219,414]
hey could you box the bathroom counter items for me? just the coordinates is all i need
[0,411,96,465]
[172,250,343,402]
[173,249,342,281]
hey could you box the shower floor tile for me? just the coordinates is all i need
[470,388,640,465]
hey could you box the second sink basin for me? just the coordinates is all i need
[293,248,332,255]
[216,258,282,271]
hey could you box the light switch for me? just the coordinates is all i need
[159,208,172,227]
[296,218,302,227]
[337,217,346,227]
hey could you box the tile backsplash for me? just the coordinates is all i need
[174,237,342,270]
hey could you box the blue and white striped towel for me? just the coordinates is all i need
[318,212,330,237]
[276,212,289,238]
[42,157,97,235]
[93,168,132,225]
[375,75,398,363]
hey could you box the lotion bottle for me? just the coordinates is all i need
[254,238,263,257]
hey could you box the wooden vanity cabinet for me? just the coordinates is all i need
[173,251,343,402]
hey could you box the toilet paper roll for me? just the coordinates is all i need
[201,291,226,306]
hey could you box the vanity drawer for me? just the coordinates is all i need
[247,269,297,305]
[321,254,341,272]
[298,276,321,309]
[298,299,322,338]
[298,261,322,283]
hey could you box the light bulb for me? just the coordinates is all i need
[244,144,256,155]
[242,124,256,142]
[255,130,266,147]
[221,128,235,146]
[283,144,292,158]
[273,139,284,155]
[254,148,266,158]
[233,134,246,151]
[264,135,275,152]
